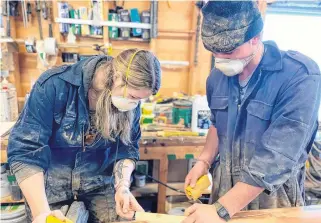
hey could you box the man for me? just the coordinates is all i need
[184,1,321,223]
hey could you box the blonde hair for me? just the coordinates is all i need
[95,49,161,145]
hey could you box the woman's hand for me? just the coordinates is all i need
[32,210,68,223]
[115,186,145,219]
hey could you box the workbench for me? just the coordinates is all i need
[117,205,321,223]
[0,132,207,213]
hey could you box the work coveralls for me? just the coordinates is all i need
[208,41,321,209]
[8,56,141,222]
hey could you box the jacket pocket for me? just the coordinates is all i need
[245,100,273,144]
[210,96,228,137]
[246,100,273,120]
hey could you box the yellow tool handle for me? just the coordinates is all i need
[157,131,201,137]
[46,216,73,223]
[185,174,211,201]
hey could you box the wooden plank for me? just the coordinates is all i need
[117,206,321,223]
[140,146,203,160]
[0,135,204,164]
[136,212,185,223]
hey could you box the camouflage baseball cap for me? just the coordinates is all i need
[201,1,264,53]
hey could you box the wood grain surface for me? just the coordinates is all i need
[115,205,321,223]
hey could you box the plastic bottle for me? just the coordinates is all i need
[191,95,211,134]
[0,76,18,121]
[7,170,22,201]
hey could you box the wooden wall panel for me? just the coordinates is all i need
[12,0,213,98]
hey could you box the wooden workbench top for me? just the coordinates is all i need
[117,205,321,223]
[0,131,206,163]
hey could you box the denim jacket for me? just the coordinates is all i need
[8,56,141,203]
[208,41,321,209]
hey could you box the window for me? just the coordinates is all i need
[263,12,321,121]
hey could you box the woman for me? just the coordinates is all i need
[7,49,161,222]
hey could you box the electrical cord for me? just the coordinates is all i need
[135,170,185,195]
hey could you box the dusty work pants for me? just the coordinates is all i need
[25,186,118,223]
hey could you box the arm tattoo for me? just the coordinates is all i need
[115,160,125,180]
[114,159,132,184]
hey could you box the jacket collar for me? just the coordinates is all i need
[58,55,112,88]
[260,41,283,71]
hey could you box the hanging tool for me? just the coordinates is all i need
[47,1,53,37]
[42,1,48,20]
[27,1,32,22]
[36,0,43,40]
[1,0,7,16]
[194,1,203,66]
[9,1,19,17]
[113,0,125,8]
[6,0,10,37]
[21,0,28,28]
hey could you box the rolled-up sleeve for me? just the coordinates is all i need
[241,69,321,193]
[11,162,43,184]
[8,80,54,173]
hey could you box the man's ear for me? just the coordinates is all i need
[251,35,261,46]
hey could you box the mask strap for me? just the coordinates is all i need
[124,50,141,97]
[107,89,112,97]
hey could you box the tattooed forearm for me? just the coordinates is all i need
[114,160,126,180]
[114,159,135,186]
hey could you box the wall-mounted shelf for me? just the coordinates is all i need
[109,38,150,43]
[0,38,14,43]
[159,60,190,67]
[55,18,152,29]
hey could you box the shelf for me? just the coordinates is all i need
[0,37,14,43]
[131,182,211,197]
[159,60,190,67]
[110,38,150,43]
[55,18,151,29]
[1,196,24,204]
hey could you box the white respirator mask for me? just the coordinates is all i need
[111,96,139,112]
[215,44,258,77]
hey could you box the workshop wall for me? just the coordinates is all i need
[7,0,212,98]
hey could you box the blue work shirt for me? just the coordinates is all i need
[208,41,321,209]
[7,56,141,203]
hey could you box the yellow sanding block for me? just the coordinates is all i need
[185,174,211,201]
[46,216,73,223]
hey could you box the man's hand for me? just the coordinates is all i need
[115,186,144,220]
[185,161,209,189]
[182,204,225,223]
